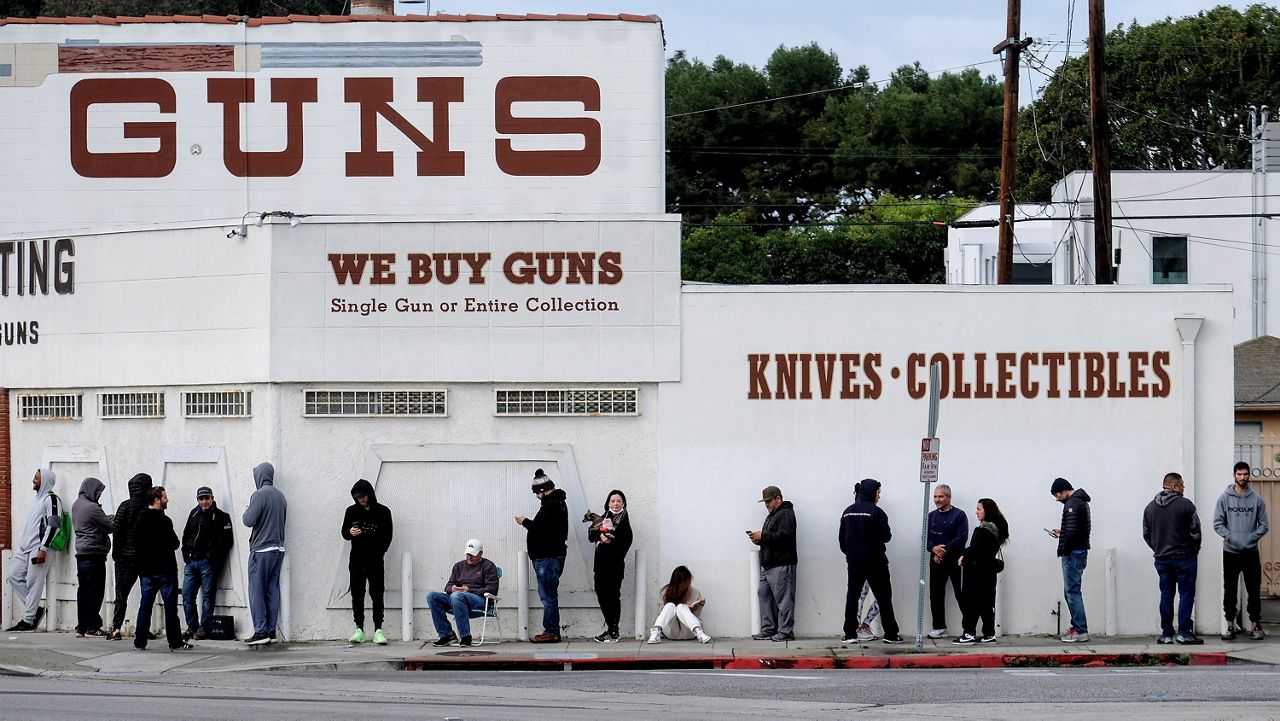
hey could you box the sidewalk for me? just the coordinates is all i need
[1,630,1277,675]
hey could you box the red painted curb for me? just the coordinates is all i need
[1189,653,1227,666]
[890,654,1005,669]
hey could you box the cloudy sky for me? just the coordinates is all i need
[425,1,1259,98]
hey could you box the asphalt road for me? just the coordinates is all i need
[3,667,1280,720]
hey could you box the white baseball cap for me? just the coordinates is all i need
[465,538,483,556]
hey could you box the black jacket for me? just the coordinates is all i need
[839,487,892,566]
[112,473,153,561]
[522,488,569,559]
[133,506,180,576]
[341,479,394,564]
[963,521,1003,574]
[182,502,234,564]
[760,500,798,569]
[590,510,633,571]
[1057,488,1092,557]
[1143,490,1201,558]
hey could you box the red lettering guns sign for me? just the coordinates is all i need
[69,76,601,179]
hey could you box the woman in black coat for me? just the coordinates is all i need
[954,497,1009,645]
[590,489,633,642]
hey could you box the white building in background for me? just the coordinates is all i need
[0,14,1237,641]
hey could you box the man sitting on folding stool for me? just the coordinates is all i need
[428,538,501,647]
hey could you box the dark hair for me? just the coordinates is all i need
[978,497,1009,545]
[660,565,693,605]
[146,486,166,506]
[1235,461,1251,474]
[605,489,627,509]
[1163,472,1184,488]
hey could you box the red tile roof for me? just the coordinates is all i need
[0,12,655,27]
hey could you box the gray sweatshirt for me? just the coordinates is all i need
[18,468,59,554]
[242,462,287,551]
[1213,483,1270,553]
[72,477,113,557]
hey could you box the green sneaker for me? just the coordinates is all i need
[372,629,387,645]
[349,628,366,644]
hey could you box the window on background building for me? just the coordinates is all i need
[1012,262,1052,285]
[494,388,638,416]
[303,389,447,417]
[18,393,82,420]
[183,390,252,418]
[99,391,164,419]
[1152,236,1188,284]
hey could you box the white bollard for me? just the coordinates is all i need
[633,548,646,640]
[1,549,12,630]
[1105,548,1118,637]
[280,554,291,642]
[517,550,529,641]
[401,551,413,642]
[749,548,761,637]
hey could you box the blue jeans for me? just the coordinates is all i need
[136,572,182,650]
[248,550,284,635]
[75,555,106,633]
[182,559,219,634]
[1155,555,1197,638]
[1060,550,1089,633]
[427,590,486,638]
[532,556,565,635]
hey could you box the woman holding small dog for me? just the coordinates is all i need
[647,565,712,644]
[590,489,633,643]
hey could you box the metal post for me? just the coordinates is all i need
[1,550,12,630]
[280,553,291,642]
[401,551,413,642]
[749,548,762,638]
[632,548,646,640]
[1104,547,1117,637]
[517,549,529,641]
[915,363,941,652]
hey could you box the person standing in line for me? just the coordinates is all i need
[341,478,393,645]
[516,468,568,643]
[591,489,633,643]
[748,485,797,642]
[242,462,287,646]
[839,478,902,644]
[180,486,234,641]
[1144,472,1203,645]
[132,486,193,651]
[1050,477,1092,643]
[953,498,1009,645]
[926,484,968,639]
[71,477,113,637]
[107,472,154,641]
[5,469,61,633]
[1215,461,1270,641]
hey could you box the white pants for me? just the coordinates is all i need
[6,550,50,625]
[653,602,701,638]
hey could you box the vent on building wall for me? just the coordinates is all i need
[183,390,252,418]
[18,393,83,421]
[303,389,447,417]
[494,388,639,416]
[98,391,165,419]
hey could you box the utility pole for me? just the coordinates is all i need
[1089,0,1115,283]
[994,0,1030,284]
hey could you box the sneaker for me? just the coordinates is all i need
[373,629,387,645]
[1157,636,1175,644]
[647,627,662,644]
[1060,629,1090,643]
[856,626,877,642]
[170,642,195,651]
[1223,623,1237,641]
[882,634,904,644]
[5,621,34,633]
[1176,635,1204,645]
[432,634,458,647]
[952,633,977,645]
[751,631,775,640]
[83,628,105,638]
[106,629,123,641]
[840,636,858,644]
[458,635,472,647]
[694,627,712,644]
[1252,623,1266,641]
[979,635,998,644]
[595,630,615,643]
[927,628,948,639]
[244,632,272,646]
[349,628,366,644]
[530,632,561,644]
[75,631,86,639]
[182,627,196,642]
[770,633,794,642]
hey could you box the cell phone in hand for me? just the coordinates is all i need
[1043,528,1056,537]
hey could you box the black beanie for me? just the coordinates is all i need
[1050,477,1073,495]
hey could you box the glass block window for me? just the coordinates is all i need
[183,390,252,418]
[98,391,165,419]
[494,388,639,416]
[303,389,447,417]
[18,393,83,421]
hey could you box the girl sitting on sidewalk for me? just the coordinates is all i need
[647,566,712,644]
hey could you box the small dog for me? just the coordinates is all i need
[582,511,614,539]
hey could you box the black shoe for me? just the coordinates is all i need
[268,631,278,643]
[182,628,196,642]
[1175,635,1204,645]
[595,631,617,643]
[82,628,106,637]
[1157,636,1175,644]
[193,630,207,641]
[432,634,458,647]
[244,632,271,646]
[145,630,159,641]
[771,633,795,642]
[31,606,44,628]
[106,629,123,641]
[751,631,776,640]
[459,635,472,647]
[170,642,195,651]
[5,621,34,633]
[882,634,904,644]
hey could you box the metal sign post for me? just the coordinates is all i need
[915,363,942,652]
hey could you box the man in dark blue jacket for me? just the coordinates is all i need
[926,484,968,638]
[839,479,901,644]
[180,486,234,641]
[1051,477,1092,643]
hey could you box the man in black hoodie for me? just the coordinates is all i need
[71,477,112,637]
[132,487,191,651]
[838,478,901,644]
[341,479,393,645]
[749,485,797,642]
[107,472,153,641]
[1050,477,1092,643]
[1143,472,1202,645]
[515,468,568,643]
[180,487,234,641]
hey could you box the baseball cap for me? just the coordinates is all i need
[196,486,213,499]
[759,485,782,502]
[465,538,483,556]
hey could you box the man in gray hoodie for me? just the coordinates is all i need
[1214,461,1270,641]
[5,468,60,632]
[71,477,113,637]
[242,462,287,645]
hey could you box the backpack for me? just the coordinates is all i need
[48,492,72,552]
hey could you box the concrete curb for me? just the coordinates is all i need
[401,651,1230,671]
